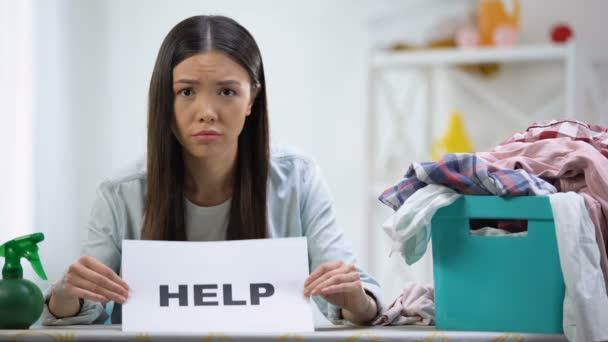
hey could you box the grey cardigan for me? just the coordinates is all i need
[41,145,383,325]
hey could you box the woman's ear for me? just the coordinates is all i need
[246,83,261,116]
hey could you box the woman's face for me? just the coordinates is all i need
[172,51,256,160]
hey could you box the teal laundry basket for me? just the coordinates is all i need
[431,195,565,334]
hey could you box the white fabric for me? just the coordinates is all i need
[470,227,527,237]
[373,282,435,326]
[184,198,230,241]
[381,184,461,265]
[549,192,608,342]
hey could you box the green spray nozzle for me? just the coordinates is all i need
[0,232,48,280]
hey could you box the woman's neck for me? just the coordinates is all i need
[183,148,237,207]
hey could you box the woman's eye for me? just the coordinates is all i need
[180,88,194,97]
[220,88,236,97]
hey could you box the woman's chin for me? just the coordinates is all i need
[185,146,217,159]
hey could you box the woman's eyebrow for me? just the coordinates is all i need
[174,78,199,85]
[216,80,241,87]
[173,79,242,87]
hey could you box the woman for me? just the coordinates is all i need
[43,15,382,326]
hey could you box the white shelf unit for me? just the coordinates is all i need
[371,43,572,66]
[365,42,592,297]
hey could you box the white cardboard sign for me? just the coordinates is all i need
[121,237,314,333]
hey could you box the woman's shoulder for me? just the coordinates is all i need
[97,156,147,196]
[270,144,316,174]
[269,144,321,189]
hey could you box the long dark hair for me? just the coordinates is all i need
[143,15,269,241]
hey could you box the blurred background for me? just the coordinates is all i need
[1,0,607,325]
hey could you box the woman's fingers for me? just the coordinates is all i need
[303,261,375,322]
[319,281,361,295]
[63,278,110,303]
[305,262,356,295]
[79,256,130,292]
[309,272,360,296]
[70,262,129,299]
[305,260,343,287]
[57,255,130,304]
[305,262,347,289]
[65,271,127,304]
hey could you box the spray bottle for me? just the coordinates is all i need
[0,233,48,329]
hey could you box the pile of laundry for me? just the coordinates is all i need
[373,119,608,342]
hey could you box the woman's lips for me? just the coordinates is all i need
[192,130,221,143]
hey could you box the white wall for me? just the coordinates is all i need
[520,0,608,58]
[0,0,34,259]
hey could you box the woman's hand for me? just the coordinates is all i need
[304,260,377,324]
[58,255,129,303]
[49,255,129,318]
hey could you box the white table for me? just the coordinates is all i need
[0,324,568,341]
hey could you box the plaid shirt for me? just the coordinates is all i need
[500,119,608,157]
[379,153,556,211]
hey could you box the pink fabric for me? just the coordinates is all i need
[500,119,608,158]
[478,138,608,290]
[373,282,435,326]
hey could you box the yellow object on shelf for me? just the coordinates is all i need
[478,0,521,46]
[431,112,474,160]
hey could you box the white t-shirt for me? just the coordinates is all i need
[185,198,230,241]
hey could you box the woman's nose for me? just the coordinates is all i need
[199,110,216,123]
[196,97,218,123]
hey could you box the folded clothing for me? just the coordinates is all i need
[470,227,527,236]
[470,219,528,233]
[379,153,556,211]
[373,282,435,326]
[499,119,608,158]
[478,137,608,292]
[379,153,556,265]
[382,184,461,265]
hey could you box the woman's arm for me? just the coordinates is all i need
[304,260,379,324]
[48,255,129,318]
[48,292,81,318]
[342,293,377,325]
[43,183,128,324]
[298,158,383,324]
